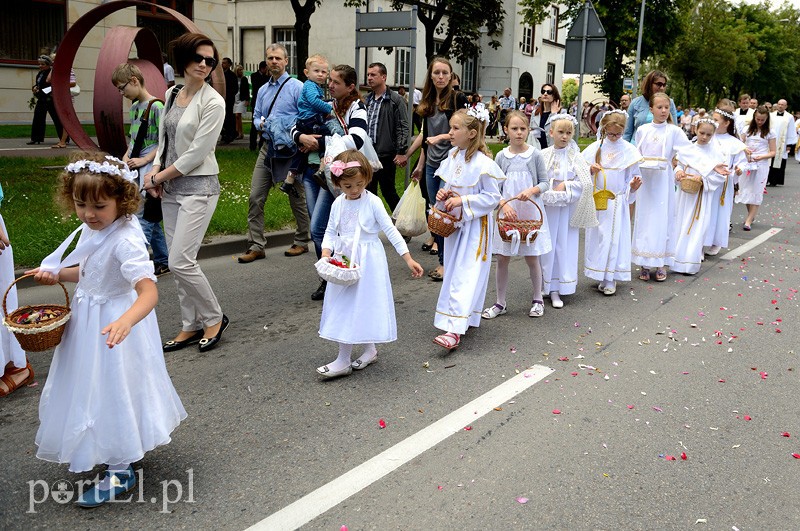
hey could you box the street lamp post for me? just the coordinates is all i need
[632,0,646,99]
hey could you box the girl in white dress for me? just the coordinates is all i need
[432,109,504,350]
[482,111,551,319]
[540,115,598,308]
[672,120,730,274]
[316,150,424,378]
[0,185,30,397]
[707,102,747,255]
[582,110,643,295]
[736,106,776,230]
[29,153,186,508]
[632,92,692,281]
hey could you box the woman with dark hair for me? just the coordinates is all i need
[28,54,63,145]
[623,70,677,142]
[143,33,229,352]
[529,83,565,150]
[405,57,468,281]
[295,64,370,301]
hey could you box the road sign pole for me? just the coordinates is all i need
[632,0,646,99]
[576,1,590,136]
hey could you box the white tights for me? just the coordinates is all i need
[495,255,543,307]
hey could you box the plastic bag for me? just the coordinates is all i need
[322,133,384,197]
[392,180,428,237]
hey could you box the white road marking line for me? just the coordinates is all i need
[720,227,782,260]
[247,364,555,531]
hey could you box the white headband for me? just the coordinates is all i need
[695,117,718,129]
[714,108,735,121]
[65,156,138,184]
[606,109,628,117]
[551,113,579,129]
[465,102,490,126]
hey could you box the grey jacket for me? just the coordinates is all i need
[365,88,409,157]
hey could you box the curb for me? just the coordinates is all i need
[14,229,300,283]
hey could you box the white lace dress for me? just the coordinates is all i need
[36,217,186,472]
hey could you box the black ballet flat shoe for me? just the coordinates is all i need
[198,315,230,352]
[26,141,42,145]
[162,329,204,352]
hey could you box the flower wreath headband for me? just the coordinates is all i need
[465,102,490,126]
[551,113,579,129]
[65,155,139,184]
[606,108,628,117]
[714,108,735,121]
[695,117,718,129]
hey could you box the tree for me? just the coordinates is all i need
[519,0,690,103]
[290,0,321,81]
[561,77,578,105]
[661,0,752,107]
[345,0,506,64]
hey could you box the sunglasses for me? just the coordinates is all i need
[192,54,218,69]
[541,88,554,95]
[653,81,667,88]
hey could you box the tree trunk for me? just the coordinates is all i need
[291,0,317,82]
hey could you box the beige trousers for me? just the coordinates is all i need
[162,192,223,331]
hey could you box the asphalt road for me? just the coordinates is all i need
[1,161,799,530]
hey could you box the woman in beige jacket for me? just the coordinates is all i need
[144,33,228,353]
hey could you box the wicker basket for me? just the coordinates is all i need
[315,257,361,287]
[680,178,703,194]
[593,169,616,211]
[496,197,544,243]
[3,273,71,352]
[427,190,462,237]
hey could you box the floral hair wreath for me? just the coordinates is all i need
[551,113,579,129]
[714,108,735,121]
[65,155,139,184]
[695,117,718,129]
[465,102,490,126]
[329,160,361,177]
[605,108,628,117]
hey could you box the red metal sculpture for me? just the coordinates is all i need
[50,0,225,156]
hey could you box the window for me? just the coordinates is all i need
[521,25,533,56]
[546,63,556,85]
[394,48,410,88]
[273,27,297,75]
[0,0,66,65]
[461,57,476,92]
[548,7,559,42]
[433,40,443,56]
[137,1,194,68]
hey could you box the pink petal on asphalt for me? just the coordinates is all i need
[516,497,529,504]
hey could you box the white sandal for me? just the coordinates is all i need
[481,303,507,319]
[529,300,544,317]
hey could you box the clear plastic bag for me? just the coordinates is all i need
[392,181,428,237]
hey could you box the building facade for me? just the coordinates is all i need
[0,0,227,123]
[0,0,564,123]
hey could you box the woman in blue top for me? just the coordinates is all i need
[623,70,678,142]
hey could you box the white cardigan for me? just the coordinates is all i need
[155,83,225,176]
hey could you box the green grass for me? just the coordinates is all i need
[0,124,98,139]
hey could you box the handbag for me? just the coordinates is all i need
[322,108,383,195]
[314,206,362,286]
[392,181,427,237]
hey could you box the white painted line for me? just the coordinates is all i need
[720,227,782,260]
[247,364,555,531]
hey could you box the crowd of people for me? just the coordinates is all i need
[3,39,796,508]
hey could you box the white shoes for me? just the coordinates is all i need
[550,292,564,308]
[482,303,507,319]
[705,245,721,256]
[529,301,544,317]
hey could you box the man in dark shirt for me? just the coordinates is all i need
[249,61,269,151]
[221,57,238,144]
